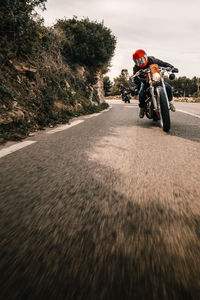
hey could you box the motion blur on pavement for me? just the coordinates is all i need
[0,101,200,300]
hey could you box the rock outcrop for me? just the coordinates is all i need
[0,59,106,142]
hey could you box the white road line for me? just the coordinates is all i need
[124,106,136,108]
[106,102,122,105]
[47,120,84,134]
[177,109,200,119]
[47,106,111,132]
[82,107,112,119]
[84,113,102,119]
[0,141,36,159]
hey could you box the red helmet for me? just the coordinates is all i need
[133,49,148,68]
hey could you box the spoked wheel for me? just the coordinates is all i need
[159,89,170,132]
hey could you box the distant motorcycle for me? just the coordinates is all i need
[120,86,131,103]
[122,92,131,103]
[132,65,178,132]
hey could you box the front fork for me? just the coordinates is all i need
[148,73,159,111]
[159,77,170,109]
[149,78,170,111]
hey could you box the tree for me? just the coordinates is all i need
[193,77,200,97]
[0,0,46,59]
[121,69,129,79]
[103,76,113,96]
[55,17,116,69]
[110,69,132,95]
[165,76,200,98]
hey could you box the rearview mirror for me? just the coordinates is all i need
[169,73,175,80]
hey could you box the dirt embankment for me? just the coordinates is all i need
[0,57,107,144]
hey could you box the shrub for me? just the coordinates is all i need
[55,17,116,69]
[103,76,113,96]
[0,0,46,60]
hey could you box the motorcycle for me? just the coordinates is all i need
[122,92,131,103]
[132,64,178,132]
[120,85,131,103]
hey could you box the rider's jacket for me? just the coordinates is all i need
[119,86,126,95]
[133,56,174,89]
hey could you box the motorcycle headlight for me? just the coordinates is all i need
[152,72,161,82]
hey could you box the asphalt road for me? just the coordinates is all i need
[0,100,200,300]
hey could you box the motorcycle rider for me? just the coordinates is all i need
[119,84,131,102]
[119,84,126,101]
[132,49,178,118]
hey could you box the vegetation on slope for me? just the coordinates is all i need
[0,1,116,143]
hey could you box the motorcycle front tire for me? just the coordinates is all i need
[159,88,170,132]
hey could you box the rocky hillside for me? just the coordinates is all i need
[0,4,116,143]
[0,57,107,143]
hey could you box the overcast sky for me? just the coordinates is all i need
[40,0,200,81]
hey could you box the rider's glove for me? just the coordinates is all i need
[172,68,179,73]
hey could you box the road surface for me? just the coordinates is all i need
[0,100,200,300]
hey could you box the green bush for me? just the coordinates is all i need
[0,0,46,59]
[55,17,116,68]
[103,76,113,96]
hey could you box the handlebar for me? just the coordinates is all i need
[158,67,179,73]
[133,66,179,79]
[172,68,179,73]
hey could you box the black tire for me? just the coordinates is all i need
[125,96,130,103]
[159,89,170,132]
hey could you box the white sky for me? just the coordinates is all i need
[40,0,200,81]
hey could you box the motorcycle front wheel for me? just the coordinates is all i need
[159,88,170,132]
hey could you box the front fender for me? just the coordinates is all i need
[156,85,170,109]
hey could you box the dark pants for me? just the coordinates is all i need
[139,82,173,108]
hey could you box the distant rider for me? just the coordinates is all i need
[132,49,178,118]
[119,85,126,101]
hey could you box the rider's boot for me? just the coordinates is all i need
[169,102,176,112]
[139,107,145,118]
